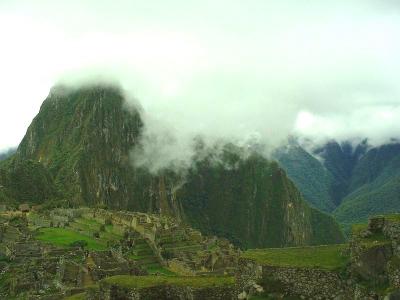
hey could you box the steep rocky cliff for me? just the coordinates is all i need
[15,85,143,208]
[0,85,344,247]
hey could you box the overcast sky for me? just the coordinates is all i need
[1,1,400,163]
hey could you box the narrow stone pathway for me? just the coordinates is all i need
[83,255,95,287]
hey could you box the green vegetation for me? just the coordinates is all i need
[70,240,88,248]
[35,227,106,250]
[71,217,123,241]
[309,208,345,245]
[351,222,391,248]
[275,140,400,235]
[335,177,400,232]
[179,151,344,248]
[146,265,176,276]
[1,84,345,249]
[383,213,400,222]
[0,148,16,161]
[64,293,86,300]
[126,237,165,273]
[333,144,400,230]
[0,158,58,205]
[243,244,349,271]
[274,143,336,212]
[102,275,235,289]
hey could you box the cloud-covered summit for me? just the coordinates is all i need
[1,0,399,169]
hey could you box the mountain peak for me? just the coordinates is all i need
[0,86,344,248]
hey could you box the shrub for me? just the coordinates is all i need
[70,240,88,249]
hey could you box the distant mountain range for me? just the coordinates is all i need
[0,148,16,161]
[276,139,400,231]
[0,84,344,248]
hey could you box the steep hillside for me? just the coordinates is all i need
[334,143,400,228]
[14,85,143,208]
[178,149,343,248]
[277,140,400,231]
[274,142,335,212]
[0,158,57,205]
[313,141,367,205]
[0,84,344,248]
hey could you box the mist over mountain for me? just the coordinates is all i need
[0,85,344,248]
[2,1,400,159]
[1,2,400,299]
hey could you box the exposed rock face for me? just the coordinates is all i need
[0,84,344,248]
[16,85,143,208]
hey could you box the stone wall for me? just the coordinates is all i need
[86,280,236,300]
[383,218,400,257]
[235,215,400,299]
[237,258,354,299]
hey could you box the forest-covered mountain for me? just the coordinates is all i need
[0,85,344,248]
[276,139,400,231]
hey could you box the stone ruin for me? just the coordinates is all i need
[237,214,400,300]
[0,208,240,299]
[75,208,240,276]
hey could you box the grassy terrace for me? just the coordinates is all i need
[65,293,86,300]
[242,244,349,271]
[35,227,107,250]
[351,222,391,248]
[385,214,400,222]
[102,275,235,289]
[33,215,125,251]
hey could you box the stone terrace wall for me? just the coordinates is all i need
[237,258,354,300]
[87,281,235,300]
[383,218,400,257]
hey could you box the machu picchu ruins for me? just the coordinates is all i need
[1,73,400,299]
[0,207,240,299]
[1,206,400,299]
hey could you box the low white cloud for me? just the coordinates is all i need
[0,0,400,169]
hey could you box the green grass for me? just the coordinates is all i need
[359,232,390,247]
[35,227,106,250]
[146,265,176,276]
[385,214,400,222]
[351,223,368,235]
[351,222,391,248]
[242,244,349,271]
[69,217,123,244]
[102,275,235,289]
[64,293,86,300]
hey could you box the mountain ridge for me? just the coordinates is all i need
[276,139,400,231]
[0,84,344,248]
